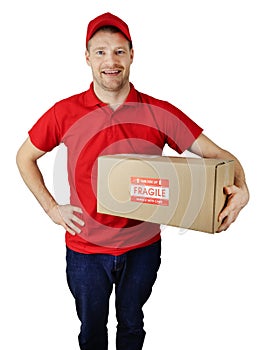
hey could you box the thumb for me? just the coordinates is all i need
[223,185,236,195]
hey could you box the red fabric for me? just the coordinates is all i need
[29,83,203,255]
[86,12,132,46]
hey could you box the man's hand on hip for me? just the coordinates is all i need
[48,204,85,235]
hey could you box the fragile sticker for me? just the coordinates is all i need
[130,177,169,206]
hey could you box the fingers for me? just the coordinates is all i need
[217,185,241,232]
[217,200,237,232]
[218,202,234,223]
[62,220,82,235]
[71,206,83,214]
[56,204,85,235]
[71,213,85,227]
[217,209,236,232]
[62,222,79,236]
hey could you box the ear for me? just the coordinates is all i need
[130,48,134,64]
[85,49,91,66]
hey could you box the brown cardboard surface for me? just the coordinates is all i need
[97,155,234,233]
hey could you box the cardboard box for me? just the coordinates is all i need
[97,155,234,233]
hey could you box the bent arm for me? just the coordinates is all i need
[16,137,57,213]
[189,133,249,232]
[189,134,247,189]
[16,138,84,235]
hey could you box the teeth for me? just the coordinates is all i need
[103,70,120,74]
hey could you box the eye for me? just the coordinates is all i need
[96,50,104,56]
[116,49,125,55]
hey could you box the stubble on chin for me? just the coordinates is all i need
[96,73,130,93]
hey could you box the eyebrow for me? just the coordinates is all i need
[93,46,107,50]
[92,46,128,51]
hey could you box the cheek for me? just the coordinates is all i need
[125,59,133,70]
[87,59,100,71]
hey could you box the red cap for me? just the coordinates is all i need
[86,12,132,47]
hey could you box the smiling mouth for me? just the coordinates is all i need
[101,69,122,76]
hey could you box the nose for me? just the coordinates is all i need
[104,51,119,65]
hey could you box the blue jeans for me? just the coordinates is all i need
[66,240,161,350]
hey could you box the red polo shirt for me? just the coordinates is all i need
[29,83,203,255]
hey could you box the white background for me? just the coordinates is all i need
[1,0,258,349]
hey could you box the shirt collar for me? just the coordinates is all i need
[125,83,139,103]
[84,82,140,107]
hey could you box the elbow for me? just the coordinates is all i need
[16,146,23,171]
[16,146,27,175]
[16,142,32,174]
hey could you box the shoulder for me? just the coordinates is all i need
[45,89,93,136]
[136,89,185,115]
[54,91,87,111]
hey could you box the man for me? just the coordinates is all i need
[16,12,249,350]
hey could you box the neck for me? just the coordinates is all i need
[93,82,131,110]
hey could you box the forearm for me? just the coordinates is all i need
[190,134,248,189]
[16,138,84,235]
[16,156,57,214]
[189,134,249,231]
[212,147,245,185]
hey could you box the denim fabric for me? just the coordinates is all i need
[66,240,161,350]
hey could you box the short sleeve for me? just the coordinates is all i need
[162,102,203,153]
[28,104,61,152]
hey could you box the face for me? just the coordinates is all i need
[86,30,134,93]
